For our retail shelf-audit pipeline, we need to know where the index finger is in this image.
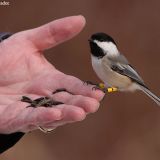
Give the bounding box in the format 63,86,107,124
53,75,105,101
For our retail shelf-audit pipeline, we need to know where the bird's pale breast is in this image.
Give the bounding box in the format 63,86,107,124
91,56,132,90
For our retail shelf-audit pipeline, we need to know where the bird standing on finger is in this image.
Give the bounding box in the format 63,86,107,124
88,32,160,106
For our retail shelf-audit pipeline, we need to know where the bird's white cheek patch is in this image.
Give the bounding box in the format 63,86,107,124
94,40,119,56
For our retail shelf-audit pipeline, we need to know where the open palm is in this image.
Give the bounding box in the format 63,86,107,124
0,16,104,134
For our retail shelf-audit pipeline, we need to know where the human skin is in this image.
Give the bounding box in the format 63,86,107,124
0,15,104,134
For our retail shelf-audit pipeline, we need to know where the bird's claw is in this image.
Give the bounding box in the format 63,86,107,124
92,83,106,93
84,81,118,93
84,81,97,86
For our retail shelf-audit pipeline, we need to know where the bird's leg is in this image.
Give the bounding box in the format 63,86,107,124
106,87,118,93
92,83,107,93
93,83,118,93
84,81,106,91
84,81,106,92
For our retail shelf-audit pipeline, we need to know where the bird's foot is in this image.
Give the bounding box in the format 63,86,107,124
92,83,106,93
84,81,97,86
106,87,118,93
84,80,119,93
92,83,118,93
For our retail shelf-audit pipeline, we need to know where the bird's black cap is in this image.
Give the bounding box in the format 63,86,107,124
90,32,116,45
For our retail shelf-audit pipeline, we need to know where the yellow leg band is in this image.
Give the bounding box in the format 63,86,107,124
98,83,105,89
97,83,118,93
107,87,118,93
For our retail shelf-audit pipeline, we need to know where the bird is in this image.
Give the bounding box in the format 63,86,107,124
88,32,160,106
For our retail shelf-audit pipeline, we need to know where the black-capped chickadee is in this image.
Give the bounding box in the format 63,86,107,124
88,32,160,106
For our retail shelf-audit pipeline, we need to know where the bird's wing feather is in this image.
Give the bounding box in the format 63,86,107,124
103,54,147,88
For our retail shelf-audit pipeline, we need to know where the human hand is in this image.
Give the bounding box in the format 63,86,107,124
0,15,104,134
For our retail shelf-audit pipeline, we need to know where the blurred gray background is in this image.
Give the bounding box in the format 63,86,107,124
0,0,160,160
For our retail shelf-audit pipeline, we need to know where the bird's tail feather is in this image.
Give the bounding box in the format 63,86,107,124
140,86,160,106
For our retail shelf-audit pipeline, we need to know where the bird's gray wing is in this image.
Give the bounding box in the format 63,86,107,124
108,53,129,64
107,54,147,87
